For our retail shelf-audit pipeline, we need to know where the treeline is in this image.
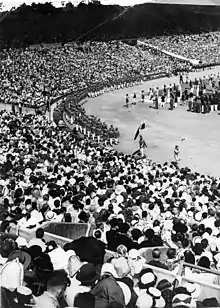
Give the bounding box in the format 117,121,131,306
1,1,220,48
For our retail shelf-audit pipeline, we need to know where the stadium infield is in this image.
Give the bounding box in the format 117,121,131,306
84,67,220,177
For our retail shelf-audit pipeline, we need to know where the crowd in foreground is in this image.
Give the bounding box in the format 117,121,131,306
1,109,220,308
144,31,220,65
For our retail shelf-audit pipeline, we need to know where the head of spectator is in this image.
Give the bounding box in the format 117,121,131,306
139,268,157,289
36,228,44,240
152,248,161,260
198,256,210,269
76,263,98,286
36,270,70,307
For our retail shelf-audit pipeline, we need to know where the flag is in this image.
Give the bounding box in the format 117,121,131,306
134,121,146,140
134,126,140,141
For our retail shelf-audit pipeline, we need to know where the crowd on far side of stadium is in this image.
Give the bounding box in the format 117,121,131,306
144,31,220,65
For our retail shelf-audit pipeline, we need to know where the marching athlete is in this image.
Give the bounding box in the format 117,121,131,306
133,93,137,105
174,145,180,162
125,93,129,108
141,90,145,103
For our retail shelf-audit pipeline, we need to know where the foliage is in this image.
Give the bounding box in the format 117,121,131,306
0,1,220,48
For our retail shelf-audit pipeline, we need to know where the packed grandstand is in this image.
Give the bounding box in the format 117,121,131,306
1,1,220,308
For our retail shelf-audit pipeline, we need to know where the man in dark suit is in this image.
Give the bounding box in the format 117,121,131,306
147,248,168,270
106,218,119,252
140,229,163,248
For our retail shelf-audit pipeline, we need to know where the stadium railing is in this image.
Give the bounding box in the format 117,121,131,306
143,262,220,302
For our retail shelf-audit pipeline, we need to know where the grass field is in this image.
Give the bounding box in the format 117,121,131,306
84,67,220,177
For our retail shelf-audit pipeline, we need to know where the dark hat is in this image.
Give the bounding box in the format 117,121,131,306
7,250,31,270
157,279,172,291
202,297,219,307
33,253,53,272
76,263,98,285
27,245,43,260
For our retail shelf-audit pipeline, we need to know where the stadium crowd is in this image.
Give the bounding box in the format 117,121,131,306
145,31,220,65
1,107,220,308
0,41,193,110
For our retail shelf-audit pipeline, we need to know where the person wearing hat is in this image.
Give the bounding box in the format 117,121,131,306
90,263,125,308
172,293,196,308
15,237,28,250
65,263,98,307
157,279,173,308
137,268,157,295
147,287,165,308
136,293,154,308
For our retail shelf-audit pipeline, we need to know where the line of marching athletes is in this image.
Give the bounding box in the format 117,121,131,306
124,83,182,110
123,78,220,112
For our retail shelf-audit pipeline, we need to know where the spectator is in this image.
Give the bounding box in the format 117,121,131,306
147,249,169,270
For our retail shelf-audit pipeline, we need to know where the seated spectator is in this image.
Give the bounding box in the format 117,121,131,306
147,248,169,270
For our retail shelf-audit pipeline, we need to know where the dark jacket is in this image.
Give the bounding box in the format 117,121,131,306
106,229,119,252
148,260,169,270
69,236,105,266
90,276,125,308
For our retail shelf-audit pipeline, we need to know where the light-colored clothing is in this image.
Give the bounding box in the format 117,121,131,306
36,291,59,308
0,258,23,291
48,247,69,270
64,277,91,307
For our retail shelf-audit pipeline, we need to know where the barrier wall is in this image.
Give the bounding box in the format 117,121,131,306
4,221,90,247
3,221,220,303
139,246,168,262
143,263,220,303
43,222,91,241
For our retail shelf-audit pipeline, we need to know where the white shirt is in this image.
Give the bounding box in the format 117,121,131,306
64,277,91,307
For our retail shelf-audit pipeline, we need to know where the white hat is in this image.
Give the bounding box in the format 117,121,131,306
101,263,118,278
155,296,166,308
24,168,32,176
187,211,194,218
140,272,155,285
116,195,124,204
165,211,172,219
172,294,194,308
17,286,32,296
148,287,161,299
16,237,28,248
185,282,201,299
193,236,201,246
117,214,125,222
129,249,140,260
136,293,153,308
117,281,131,305
28,238,46,252
194,212,202,222
45,211,57,221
